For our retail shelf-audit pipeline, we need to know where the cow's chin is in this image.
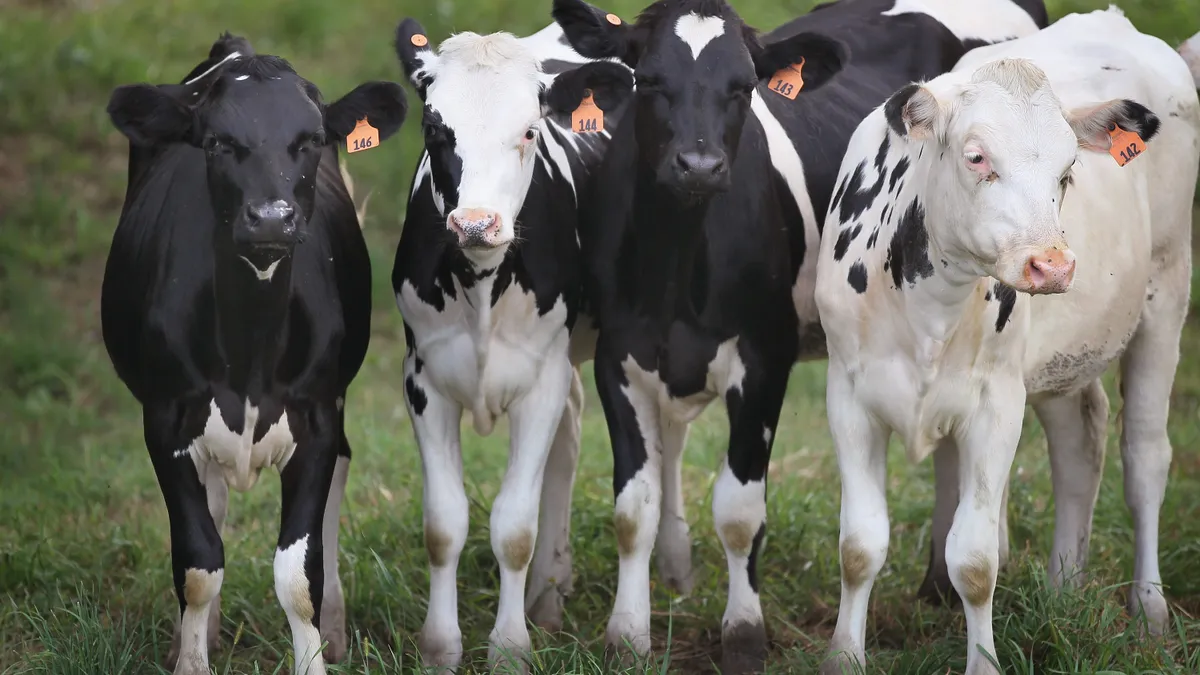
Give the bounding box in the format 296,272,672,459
459,240,510,269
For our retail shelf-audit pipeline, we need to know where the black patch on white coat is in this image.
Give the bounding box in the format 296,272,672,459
993,281,1016,332
405,375,428,415
886,199,933,289
746,523,767,593
847,261,868,293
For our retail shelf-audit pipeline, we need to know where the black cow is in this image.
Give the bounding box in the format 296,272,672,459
551,0,1046,671
102,33,406,675
389,17,633,671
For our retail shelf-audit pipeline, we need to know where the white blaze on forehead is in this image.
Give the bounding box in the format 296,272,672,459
674,13,727,61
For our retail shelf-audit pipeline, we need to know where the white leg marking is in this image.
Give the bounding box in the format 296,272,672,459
274,535,326,675
1033,380,1108,586
655,415,693,594
409,354,468,668
674,13,727,60
947,380,1025,675
175,568,224,675
712,457,766,629
320,455,349,662
488,355,573,670
822,369,889,675
526,366,584,631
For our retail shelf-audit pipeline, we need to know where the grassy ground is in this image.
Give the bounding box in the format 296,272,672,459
2,0,1200,673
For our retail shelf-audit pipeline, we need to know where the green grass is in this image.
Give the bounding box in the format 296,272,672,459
1,0,1199,673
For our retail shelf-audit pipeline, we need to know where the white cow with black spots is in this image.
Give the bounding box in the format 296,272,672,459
815,8,1199,675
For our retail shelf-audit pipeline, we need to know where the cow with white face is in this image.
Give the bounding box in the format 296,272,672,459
390,18,633,671
815,8,1199,675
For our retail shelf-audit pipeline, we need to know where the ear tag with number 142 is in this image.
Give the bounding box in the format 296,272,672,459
347,118,379,154
1108,124,1145,167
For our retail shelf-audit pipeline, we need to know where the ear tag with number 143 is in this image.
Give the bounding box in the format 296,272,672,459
769,58,805,100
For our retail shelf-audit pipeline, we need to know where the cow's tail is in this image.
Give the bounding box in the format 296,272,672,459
338,156,373,228
1179,31,1200,89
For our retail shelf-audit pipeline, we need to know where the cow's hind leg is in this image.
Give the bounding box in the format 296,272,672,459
145,406,225,675
488,356,572,672
1034,379,1108,587
821,370,890,675
526,366,584,632
1118,252,1189,635
275,404,339,675
714,360,789,675
318,411,352,663
656,415,693,594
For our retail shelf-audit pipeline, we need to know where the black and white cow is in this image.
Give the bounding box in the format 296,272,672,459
389,18,633,670
815,8,1199,674
102,34,406,675
551,0,1044,671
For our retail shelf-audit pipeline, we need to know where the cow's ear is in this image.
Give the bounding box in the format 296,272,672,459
395,18,438,99
1067,98,1161,153
884,82,942,140
107,84,195,147
325,81,409,144
751,31,846,92
542,61,634,116
552,0,637,66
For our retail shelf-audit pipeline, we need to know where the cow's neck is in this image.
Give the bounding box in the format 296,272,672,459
213,252,293,398
627,161,712,327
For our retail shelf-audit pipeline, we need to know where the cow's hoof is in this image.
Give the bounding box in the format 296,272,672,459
721,621,767,674
488,634,531,675
1128,583,1170,636
526,585,565,633
417,628,463,670
820,648,868,672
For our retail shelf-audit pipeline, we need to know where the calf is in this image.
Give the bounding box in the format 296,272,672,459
814,8,1198,674
390,18,632,670
103,34,406,675
551,0,1044,671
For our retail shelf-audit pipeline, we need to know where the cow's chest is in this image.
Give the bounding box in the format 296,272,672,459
177,397,298,492
620,329,746,424
397,276,570,413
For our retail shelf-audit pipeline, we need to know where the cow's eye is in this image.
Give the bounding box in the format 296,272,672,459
523,128,538,142
310,131,326,146
965,152,985,165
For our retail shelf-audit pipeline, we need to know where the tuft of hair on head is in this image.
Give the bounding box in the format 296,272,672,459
438,31,541,73
970,58,1051,99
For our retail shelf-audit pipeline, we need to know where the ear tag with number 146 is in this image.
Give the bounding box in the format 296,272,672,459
347,118,379,154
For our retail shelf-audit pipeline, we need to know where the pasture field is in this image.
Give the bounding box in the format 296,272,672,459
2,0,1200,672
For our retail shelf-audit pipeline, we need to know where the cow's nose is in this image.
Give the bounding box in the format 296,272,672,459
448,208,503,248
241,200,297,247
1024,248,1076,294
672,150,728,193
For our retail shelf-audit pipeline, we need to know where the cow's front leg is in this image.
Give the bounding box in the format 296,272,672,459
949,378,1025,675
714,359,789,675
526,365,584,632
405,350,468,669
821,368,890,675
275,403,339,675
488,355,572,671
318,408,352,663
596,346,661,660
145,405,225,675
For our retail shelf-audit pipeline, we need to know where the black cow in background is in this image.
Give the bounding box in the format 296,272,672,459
102,33,406,675
550,0,1046,672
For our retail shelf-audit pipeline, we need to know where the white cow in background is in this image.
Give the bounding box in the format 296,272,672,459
815,7,1200,675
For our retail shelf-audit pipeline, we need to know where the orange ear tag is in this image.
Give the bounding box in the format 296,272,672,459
1108,124,1145,167
768,58,805,100
606,13,622,25
411,34,429,47
572,89,603,134
346,118,379,153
